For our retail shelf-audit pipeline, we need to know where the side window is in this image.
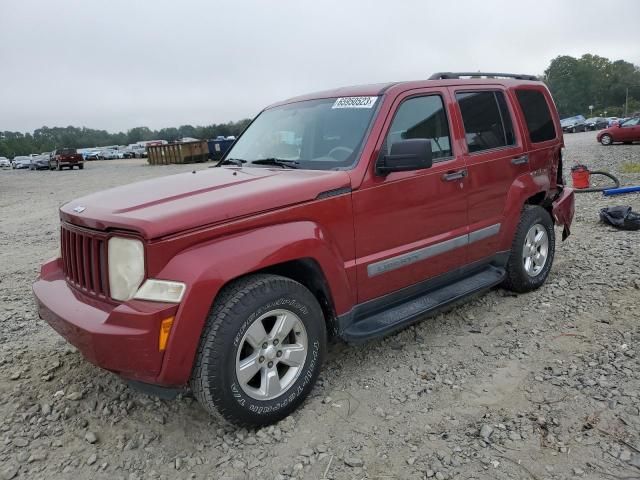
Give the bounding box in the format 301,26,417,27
515,89,557,142
455,91,516,153
386,95,452,160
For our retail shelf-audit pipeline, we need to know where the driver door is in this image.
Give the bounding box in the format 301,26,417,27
619,118,640,141
352,89,469,303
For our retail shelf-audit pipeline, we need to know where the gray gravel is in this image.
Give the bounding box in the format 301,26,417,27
1,132,639,479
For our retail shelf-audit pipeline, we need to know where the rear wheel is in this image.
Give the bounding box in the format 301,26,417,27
502,205,555,293
79,164,84,170
191,274,326,427
600,134,613,145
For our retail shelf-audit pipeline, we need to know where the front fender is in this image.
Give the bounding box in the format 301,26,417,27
153,221,354,386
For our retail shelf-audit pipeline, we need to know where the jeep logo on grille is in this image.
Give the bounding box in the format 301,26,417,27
73,206,86,213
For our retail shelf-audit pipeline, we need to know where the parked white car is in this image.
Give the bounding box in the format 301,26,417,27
99,149,118,160
0,157,11,169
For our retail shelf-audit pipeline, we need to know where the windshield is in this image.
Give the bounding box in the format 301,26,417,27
224,97,379,170
59,148,77,155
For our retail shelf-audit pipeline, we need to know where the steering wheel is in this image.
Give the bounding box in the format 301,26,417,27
327,146,354,161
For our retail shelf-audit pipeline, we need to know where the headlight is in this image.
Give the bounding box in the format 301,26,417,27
134,280,186,303
108,237,145,301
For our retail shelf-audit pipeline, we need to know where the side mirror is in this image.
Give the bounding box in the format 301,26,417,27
376,138,433,175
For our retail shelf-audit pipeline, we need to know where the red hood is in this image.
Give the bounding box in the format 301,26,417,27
60,167,352,239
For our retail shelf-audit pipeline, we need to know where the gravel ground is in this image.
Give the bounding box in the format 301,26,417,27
1,132,639,480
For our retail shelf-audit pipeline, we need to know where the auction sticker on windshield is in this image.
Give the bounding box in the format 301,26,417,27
332,96,378,109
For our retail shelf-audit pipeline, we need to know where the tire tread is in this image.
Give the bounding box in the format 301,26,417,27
191,274,324,427
502,205,555,293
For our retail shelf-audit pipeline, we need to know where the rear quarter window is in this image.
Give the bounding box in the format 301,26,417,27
59,148,77,155
515,90,556,143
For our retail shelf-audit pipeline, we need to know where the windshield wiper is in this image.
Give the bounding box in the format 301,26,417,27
251,158,299,169
217,158,247,167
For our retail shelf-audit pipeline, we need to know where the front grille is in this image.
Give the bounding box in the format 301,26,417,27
60,223,109,298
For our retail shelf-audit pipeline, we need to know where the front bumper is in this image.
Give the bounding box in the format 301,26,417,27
33,258,178,384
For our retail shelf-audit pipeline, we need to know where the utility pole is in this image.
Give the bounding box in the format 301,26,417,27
625,87,629,118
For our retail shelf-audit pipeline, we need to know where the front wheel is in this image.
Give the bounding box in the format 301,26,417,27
191,274,326,427
502,205,555,293
600,134,613,146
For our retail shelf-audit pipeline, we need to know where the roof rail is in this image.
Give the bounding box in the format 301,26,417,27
429,72,539,81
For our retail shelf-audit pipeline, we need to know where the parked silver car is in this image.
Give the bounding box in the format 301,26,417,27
30,155,50,170
12,156,32,169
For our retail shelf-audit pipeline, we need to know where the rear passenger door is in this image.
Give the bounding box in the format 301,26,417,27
450,88,527,264
513,87,562,185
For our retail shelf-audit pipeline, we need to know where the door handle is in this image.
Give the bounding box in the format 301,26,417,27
511,154,529,165
441,169,467,181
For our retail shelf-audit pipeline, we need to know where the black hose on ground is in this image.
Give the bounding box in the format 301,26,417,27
573,171,620,193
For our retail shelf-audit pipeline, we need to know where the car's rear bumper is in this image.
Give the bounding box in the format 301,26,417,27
552,187,575,240
33,258,178,384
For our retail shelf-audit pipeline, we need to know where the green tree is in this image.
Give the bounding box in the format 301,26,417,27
544,54,640,117
0,119,252,158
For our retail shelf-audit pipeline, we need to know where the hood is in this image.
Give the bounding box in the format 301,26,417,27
60,166,352,239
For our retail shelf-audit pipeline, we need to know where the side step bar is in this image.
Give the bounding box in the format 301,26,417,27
341,266,505,343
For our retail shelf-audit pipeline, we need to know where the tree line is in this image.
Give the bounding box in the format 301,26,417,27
2,54,639,158
544,54,640,118
0,120,251,158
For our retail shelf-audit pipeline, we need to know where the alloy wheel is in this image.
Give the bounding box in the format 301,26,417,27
522,223,549,277
235,309,308,400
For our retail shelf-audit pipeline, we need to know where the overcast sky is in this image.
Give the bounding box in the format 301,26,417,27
1,0,639,133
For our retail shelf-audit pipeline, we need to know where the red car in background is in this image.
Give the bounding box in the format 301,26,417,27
598,117,640,145
49,148,85,170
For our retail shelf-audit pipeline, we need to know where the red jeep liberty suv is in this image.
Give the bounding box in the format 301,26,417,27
33,72,575,426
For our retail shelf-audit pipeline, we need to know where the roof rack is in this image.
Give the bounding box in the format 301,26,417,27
429,72,539,81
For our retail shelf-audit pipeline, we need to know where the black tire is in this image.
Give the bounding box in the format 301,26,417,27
79,164,84,170
502,205,555,293
191,274,326,427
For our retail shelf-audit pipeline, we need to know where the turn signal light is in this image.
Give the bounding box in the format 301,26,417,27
159,317,174,351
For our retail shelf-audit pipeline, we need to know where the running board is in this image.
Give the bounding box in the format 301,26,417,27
341,266,505,343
